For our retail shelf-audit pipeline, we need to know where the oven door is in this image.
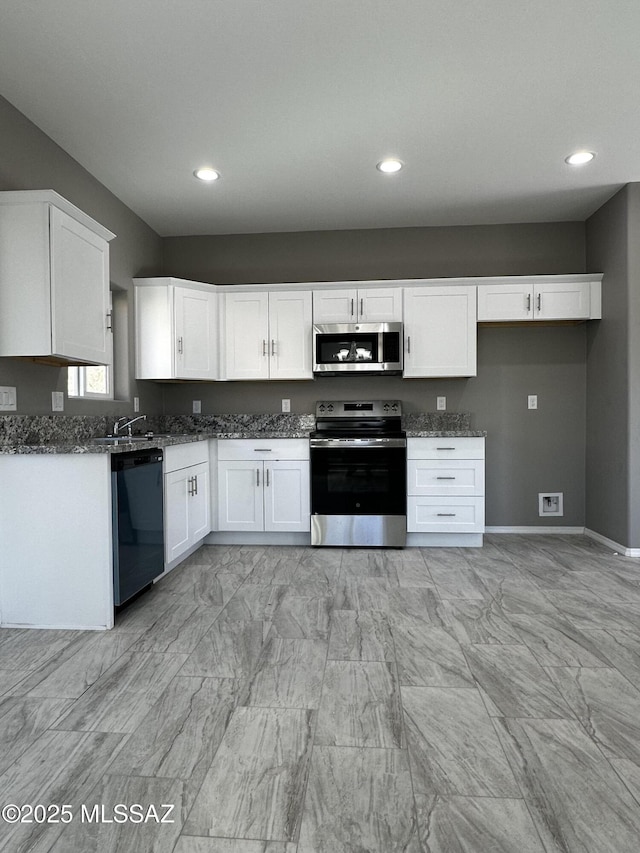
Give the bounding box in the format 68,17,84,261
310,439,407,546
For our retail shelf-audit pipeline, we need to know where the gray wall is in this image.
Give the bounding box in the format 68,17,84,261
586,183,640,547
0,94,164,416
162,223,585,284
162,226,588,528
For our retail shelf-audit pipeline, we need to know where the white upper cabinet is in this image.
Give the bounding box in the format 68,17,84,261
313,286,402,323
477,278,599,322
223,289,312,380
403,285,477,378
0,190,115,364
134,277,219,380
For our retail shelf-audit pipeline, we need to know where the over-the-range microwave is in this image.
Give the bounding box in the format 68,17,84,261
312,322,403,376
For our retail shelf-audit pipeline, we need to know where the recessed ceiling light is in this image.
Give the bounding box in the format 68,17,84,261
194,167,220,182
376,159,403,174
565,151,595,166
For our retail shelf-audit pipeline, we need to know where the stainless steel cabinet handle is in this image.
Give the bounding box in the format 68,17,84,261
271,339,276,356
360,297,363,317
177,336,183,354
350,298,355,317
188,475,195,496
437,513,456,517
193,474,198,495
407,335,411,354
526,294,531,312
537,293,541,311
256,468,260,487
106,311,113,331
262,339,267,356
266,468,270,487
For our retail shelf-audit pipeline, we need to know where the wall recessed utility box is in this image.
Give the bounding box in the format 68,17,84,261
539,492,563,517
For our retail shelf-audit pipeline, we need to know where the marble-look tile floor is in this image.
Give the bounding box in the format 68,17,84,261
2,535,640,851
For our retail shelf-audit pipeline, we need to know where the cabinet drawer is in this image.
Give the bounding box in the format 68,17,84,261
407,497,485,533
407,459,484,497
163,440,209,473
407,437,484,460
218,438,310,461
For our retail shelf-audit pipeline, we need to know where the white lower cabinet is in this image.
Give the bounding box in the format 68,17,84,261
407,437,485,534
164,442,211,566
217,439,310,533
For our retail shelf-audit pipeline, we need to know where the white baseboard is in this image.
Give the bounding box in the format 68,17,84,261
584,528,640,558
486,526,585,535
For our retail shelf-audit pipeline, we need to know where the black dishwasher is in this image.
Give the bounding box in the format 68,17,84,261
112,449,164,606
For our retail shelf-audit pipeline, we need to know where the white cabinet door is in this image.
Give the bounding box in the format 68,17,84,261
50,206,111,365
189,461,211,541
264,460,310,532
313,287,402,323
165,461,211,564
358,288,403,322
313,288,357,323
174,286,218,379
408,497,485,533
477,282,533,322
217,460,264,531
403,286,477,377
268,291,313,379
223,291,270,380
165,468,192,563
534,281,591,320
478,280,592,322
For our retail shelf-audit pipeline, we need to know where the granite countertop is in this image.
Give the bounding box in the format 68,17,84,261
0,412,485,454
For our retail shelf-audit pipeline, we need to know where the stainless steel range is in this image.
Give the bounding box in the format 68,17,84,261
310,400,407,547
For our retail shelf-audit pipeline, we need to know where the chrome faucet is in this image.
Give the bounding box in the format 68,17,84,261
113,414,147,436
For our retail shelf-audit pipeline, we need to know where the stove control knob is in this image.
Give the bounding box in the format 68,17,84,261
383,403,389,411
327,404,334,412
318,404,325,412
391,402,398,411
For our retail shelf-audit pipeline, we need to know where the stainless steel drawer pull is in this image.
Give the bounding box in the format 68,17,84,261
437,447,456,450
350,298,355,317
254,448,273,451
437,513,456,517
360,297,363,316
266,468,270,487
436,476,456,480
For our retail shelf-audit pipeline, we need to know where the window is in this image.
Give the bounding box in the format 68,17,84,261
67,293,114,400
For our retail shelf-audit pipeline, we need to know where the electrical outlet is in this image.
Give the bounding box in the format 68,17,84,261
192,400,202,414
528,395,538,409
282,398,291,413
436,396,446,411
133,396,140,413
51,391,64,412
0,386,17,411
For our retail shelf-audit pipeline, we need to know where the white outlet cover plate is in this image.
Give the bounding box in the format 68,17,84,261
528,395,538,409
192,400,202,414
51,391,64,412
436,396,446,411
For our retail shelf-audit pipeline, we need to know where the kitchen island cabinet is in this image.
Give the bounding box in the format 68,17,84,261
0,453,114,629
0,190,115,365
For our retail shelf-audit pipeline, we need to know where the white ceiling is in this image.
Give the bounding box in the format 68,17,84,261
1,0,639,237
